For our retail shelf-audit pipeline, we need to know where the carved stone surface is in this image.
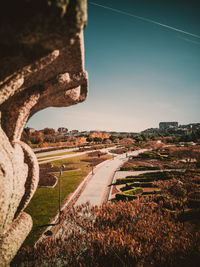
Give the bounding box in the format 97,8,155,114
0,0,88,265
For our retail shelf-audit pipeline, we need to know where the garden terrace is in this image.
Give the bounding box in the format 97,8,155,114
178,207,200,221
120,165,160,171
152,170,200,224
39,163,77,187
114,169,192,205
126,181,155,188
115,171,183,185
38,173,57,187
133,150,172,160
77,147,97,152
87,151,107,157
188,191,200,208
116,187,161,200
127,170,184,178
110,148,128,154
120,157,187,171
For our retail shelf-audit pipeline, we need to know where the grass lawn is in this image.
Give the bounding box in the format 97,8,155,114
23,154,111,247
37,150,76,159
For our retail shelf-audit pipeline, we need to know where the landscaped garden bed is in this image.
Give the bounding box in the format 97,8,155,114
188,191,200,208
23,153,112,247
120,155,187,171
81,157,106,166
115,171,183,185
126,181,154,188
38,173,57,187
110,148,128,154
116,187,161,200
120,165,159,171
39,163,77,187
135,149,172,160
115,169,200,223
87,150,107,157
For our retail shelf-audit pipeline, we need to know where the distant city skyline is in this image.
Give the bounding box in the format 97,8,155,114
27,120,200,134
27,0,200,132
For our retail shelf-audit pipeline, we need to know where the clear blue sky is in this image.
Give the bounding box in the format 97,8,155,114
27,0,200,132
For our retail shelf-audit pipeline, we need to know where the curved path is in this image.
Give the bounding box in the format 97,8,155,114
74,149,146,206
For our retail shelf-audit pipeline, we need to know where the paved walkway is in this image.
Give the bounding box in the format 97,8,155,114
75,149,146,206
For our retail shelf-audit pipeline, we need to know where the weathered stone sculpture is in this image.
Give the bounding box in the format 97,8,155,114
0,1,88,265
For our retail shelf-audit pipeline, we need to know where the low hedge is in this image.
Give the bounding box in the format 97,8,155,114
126,182,154,188
116,187,160,200
38,173,57,187
120,166,160,171
137,151,165,160
116,177,157,184
115,187,143,200
188,192,200,208
116,193,138,201
116,177,155,184
116,190,159,201
188,191,200,199
142,189,161,195
192,179,200,185
188,199,200,208
164,208,200,222
187,170,200,175
116,174,171,184
126,171,183,179
178,208,200,221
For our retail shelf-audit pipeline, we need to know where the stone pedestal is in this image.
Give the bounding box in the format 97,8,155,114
0,0,88,265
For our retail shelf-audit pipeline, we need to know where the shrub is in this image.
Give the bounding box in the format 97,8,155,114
136,150,166,160
116,174,172,185
116,188,161,201
38,173,57,187
12,201,200,267
178,208,200,221
87,151,107,157
142,189,161,195
116,177,155,184
126,182,154,188
188,191,200,208
116,187,143,200
110,148,128,154
120,165,159,171
39,163,76,187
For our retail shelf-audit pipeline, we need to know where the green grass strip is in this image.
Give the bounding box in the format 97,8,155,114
23,154,111,246
37,151,75,159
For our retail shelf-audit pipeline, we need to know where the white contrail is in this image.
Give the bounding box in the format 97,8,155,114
90,2,200,39
178,36,200,45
